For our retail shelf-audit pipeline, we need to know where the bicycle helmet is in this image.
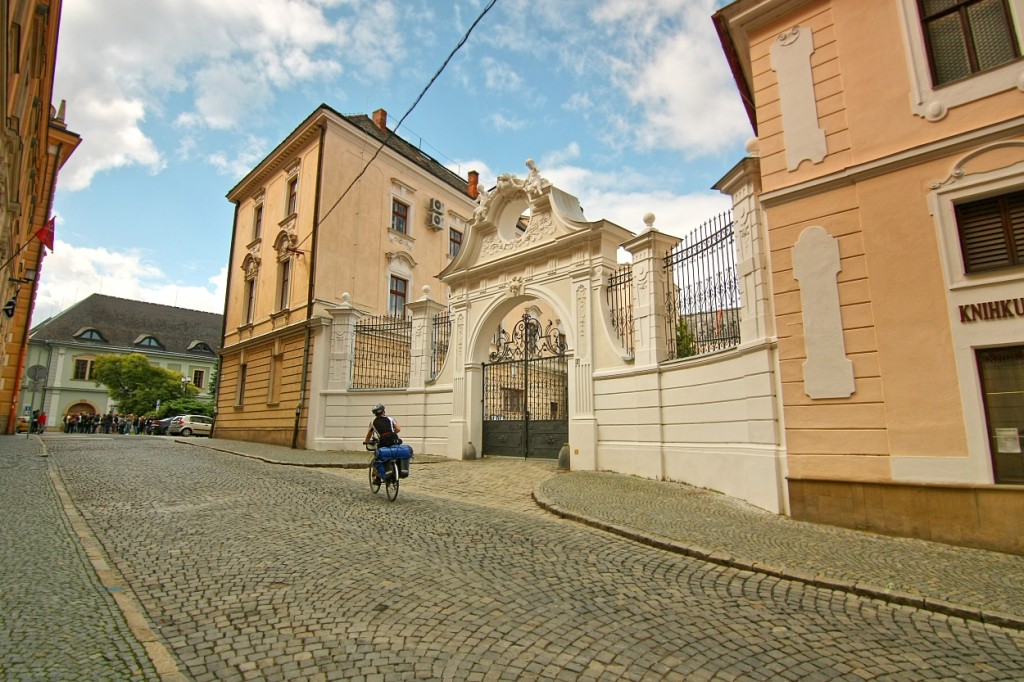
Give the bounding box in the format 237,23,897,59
372,403,385,415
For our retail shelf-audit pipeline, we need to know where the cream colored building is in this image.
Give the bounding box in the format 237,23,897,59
27,294,221,422
217,105,478,447
715,0,1024,552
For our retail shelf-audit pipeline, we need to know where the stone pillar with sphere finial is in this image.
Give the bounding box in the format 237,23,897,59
620,213,682,367
406,285,447,389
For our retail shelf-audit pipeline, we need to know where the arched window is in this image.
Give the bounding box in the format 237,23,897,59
74,327,105,341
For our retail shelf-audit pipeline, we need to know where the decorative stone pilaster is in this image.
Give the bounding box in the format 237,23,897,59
621,216,681,367
715,154,774,345
325,293,363,390
405,286,446,389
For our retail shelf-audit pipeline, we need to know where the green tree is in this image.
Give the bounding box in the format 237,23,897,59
157,397,214,419
675,317,697,359
91,353,198,415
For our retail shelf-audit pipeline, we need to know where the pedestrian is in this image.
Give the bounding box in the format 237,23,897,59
364,403,401,446
35,411,47,433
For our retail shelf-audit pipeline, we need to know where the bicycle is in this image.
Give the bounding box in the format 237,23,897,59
365,438,412,501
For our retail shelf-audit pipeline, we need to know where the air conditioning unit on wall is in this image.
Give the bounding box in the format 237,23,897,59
429,197,445,214
427,212,444,229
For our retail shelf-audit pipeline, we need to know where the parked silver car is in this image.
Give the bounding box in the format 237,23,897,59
167,414,213,437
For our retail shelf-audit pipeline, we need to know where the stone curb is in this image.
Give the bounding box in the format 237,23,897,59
531,489,1024,632
41,438,188,682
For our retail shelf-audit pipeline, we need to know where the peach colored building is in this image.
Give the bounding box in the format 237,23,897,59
715,0,1024,552
2,0,80,433
217,105,477,447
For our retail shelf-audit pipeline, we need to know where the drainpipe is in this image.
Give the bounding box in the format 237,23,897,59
211,200,240,438
292,122,326,449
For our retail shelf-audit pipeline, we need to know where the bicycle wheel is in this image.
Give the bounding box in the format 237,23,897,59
385,460,400,500
369,459,381,494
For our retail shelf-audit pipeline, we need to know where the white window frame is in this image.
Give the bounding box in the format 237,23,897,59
896,0,1024,121
253,201,264,241
928,142,1024,290
391,197,410,234
285,169,299,217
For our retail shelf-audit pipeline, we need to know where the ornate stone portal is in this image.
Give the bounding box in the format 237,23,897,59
437,160,634,463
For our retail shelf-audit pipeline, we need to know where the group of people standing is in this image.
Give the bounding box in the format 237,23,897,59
62,413,153,435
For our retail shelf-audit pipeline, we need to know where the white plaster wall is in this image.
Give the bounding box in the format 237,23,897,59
592,344,786,514
318,387,453,455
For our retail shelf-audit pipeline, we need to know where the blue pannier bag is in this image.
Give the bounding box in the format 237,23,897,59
378,444,413,478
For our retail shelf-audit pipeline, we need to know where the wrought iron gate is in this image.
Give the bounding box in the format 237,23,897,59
482,312,568,459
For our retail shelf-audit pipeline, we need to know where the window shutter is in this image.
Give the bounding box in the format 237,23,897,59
1010,192,1024,262
956,189,1024,273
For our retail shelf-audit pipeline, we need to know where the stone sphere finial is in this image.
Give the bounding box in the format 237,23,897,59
744,137,760,156
341,292,351,304
422,285,431,300
643,212,656,230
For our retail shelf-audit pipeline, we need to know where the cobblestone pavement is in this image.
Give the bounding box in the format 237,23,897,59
0,436,158,681
22,434,1024,680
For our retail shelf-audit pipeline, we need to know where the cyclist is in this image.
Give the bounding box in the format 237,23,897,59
364,403,401,447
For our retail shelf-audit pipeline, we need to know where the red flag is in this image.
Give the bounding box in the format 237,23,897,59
35,218,55,251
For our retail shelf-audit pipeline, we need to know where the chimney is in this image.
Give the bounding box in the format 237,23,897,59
372,108,388,134
467,170,479,199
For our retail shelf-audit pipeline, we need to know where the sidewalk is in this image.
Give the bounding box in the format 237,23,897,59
191,437,1024,631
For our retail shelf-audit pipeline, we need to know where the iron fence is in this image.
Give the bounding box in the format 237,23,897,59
351,314,411,389
607,264,634,356
431,308,451,379
664,211,741,360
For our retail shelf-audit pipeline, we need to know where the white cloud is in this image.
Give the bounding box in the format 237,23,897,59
536,159,732,239
53,0,400,190
482,57,524,93
590,0,750,157
207,136,271,182
490,113,525,132
33,241,226,323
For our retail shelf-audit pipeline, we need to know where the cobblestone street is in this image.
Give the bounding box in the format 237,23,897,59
4,435,1024,680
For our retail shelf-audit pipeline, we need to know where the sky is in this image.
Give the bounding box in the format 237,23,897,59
38,0,751,323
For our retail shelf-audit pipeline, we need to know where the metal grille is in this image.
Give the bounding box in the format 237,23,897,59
482,313,568,459
607,264,634,356
431,308,451,379
663,211,741,360
351,315,411,389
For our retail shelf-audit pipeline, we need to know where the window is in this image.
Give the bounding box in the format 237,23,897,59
75,328,104,341
449,228,463,257
236,363,247,406
898,0,1023,119
9,24,20,75
189,341,213,353
243,279,256,325
73,358,93,381
977,345,1024,483
193,369,205,389
286,176,298,215
389,275,408,316
268,353,283,405
501,387,524,415
253,203,264,240
391,199,409,234
277,258,291,311
955,188,1024,273
138,336,162,348
919,0,1020,86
